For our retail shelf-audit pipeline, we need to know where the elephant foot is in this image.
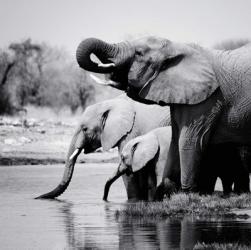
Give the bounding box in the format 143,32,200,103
233,189,250,195
154,178,178,201
199,190,213,196
233,184,250,194
220,192,232,198
181,183,199,193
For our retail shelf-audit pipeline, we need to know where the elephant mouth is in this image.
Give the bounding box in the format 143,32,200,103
107,61,133,89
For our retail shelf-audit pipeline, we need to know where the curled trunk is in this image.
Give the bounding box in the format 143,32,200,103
76,38,119,73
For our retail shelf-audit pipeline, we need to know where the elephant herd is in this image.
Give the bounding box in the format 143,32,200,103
37,35,251,201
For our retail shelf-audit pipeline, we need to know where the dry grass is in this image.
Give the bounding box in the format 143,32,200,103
116,192,251,218
194,242,251,250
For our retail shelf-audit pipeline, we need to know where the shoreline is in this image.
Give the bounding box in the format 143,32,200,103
0,114,119,166
0,152,119,166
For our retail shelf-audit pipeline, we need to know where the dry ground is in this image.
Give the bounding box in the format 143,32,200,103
0,106,118,165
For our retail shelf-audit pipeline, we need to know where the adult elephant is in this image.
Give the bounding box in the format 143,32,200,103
76,36,251,198
36,95,170,200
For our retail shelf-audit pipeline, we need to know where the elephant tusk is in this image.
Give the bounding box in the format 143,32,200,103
90,74,107,84
90,74,118,87
95,147,103,152
69,148,81,160
98,62,115,68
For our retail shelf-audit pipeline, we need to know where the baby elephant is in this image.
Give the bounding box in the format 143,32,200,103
103,127,172,201
103,129,250,201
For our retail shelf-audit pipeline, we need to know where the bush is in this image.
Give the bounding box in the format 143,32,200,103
0,39,98,114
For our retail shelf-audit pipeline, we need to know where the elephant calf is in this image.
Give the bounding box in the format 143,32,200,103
103,127,172,201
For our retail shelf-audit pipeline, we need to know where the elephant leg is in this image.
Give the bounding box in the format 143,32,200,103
221,177,233,195
177,101,223,192
122,175,141,201
208,143,250,195
233,146,250,193
179,146,201,192
155,121,180,200
147,174,156,202
136,169,149,201
197,169,217,195
234,173,250,193
178,126,206,192
216,144,250,194
233,152,250,194
197,146,218,194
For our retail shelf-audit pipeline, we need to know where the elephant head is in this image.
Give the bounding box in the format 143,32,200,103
36,97,136,199
103,131,160,201
76,37,219,105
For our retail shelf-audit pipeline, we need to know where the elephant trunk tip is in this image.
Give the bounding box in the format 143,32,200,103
34,195,54,200
34,192,58,199
34,183,68,200
103,180,111,201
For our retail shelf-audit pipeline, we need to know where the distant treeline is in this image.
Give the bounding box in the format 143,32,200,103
0,39,120,115
0,38,249,115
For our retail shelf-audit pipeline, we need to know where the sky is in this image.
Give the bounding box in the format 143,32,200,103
1,0,251,56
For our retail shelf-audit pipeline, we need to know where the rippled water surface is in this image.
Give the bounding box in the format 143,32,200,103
1,164,251,249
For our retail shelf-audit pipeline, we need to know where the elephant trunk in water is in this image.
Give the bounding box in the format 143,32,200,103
35,129,85,199
103,162,130,201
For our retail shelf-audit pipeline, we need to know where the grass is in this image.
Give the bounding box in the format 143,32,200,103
116,192,251,219
194,242,251,250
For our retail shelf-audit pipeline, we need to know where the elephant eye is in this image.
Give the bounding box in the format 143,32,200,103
82,126,88,132
131,143,138,155
121,154,125,162
135,49,143,57
101,110,109,130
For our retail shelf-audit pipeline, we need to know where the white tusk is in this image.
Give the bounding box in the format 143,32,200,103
95,147,103,152
69,148,81,160
90,74,108,85
108,80,117,85
98,62,115,68
90,74,118,87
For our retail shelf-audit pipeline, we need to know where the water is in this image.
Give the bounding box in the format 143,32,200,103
1,164,251,249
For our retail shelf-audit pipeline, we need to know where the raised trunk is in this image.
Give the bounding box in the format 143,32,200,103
76,38,119,73
35,129,84,199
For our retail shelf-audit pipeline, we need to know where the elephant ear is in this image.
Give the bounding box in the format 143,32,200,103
101,99,135,151
139,43,219,105
131,133,159,172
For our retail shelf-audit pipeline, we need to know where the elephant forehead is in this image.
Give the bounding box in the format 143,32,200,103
121,140,137,160
81,97,133,125
134,36,170,48
123,133,152,153
121,142,134,157
82,104,103,120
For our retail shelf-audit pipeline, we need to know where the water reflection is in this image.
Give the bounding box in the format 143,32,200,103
55,199,251,249
1,165,251,249
56,200,119,249
115,216,251,249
